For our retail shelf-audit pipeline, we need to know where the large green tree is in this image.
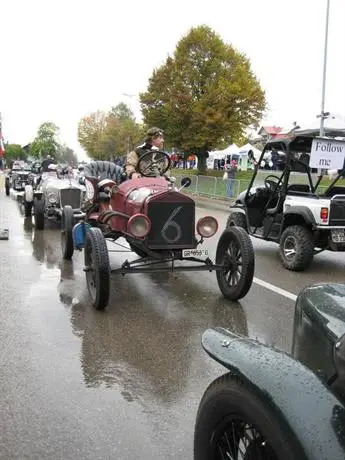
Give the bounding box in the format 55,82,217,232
78,110,107,160
30,122,60,158
140,25,266,172
3,144,27,165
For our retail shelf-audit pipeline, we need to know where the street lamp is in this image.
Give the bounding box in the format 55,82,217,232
318,0,330,137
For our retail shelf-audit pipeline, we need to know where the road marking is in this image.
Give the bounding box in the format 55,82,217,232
253,277,297,302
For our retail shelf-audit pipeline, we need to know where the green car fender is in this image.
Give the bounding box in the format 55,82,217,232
202,327,345,460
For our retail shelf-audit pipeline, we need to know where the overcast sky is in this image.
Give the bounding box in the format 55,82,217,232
2,0,345,158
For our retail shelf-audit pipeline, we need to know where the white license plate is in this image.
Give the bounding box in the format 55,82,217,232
331,230,345,243
182,248,209,258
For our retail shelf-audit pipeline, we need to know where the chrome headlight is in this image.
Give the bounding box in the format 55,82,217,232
47,192,58,204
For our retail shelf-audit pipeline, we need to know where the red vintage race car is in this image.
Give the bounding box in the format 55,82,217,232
61,151,254,310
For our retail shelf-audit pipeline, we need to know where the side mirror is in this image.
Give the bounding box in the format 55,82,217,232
181,177,192,188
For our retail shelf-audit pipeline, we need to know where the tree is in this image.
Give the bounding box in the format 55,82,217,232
78,110,107,160
140,25,266,172
3,144,27,164
57,145,79,165
78,104,144,160
30,122,60,158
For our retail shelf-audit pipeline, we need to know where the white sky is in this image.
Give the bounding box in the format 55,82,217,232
1,0,345,159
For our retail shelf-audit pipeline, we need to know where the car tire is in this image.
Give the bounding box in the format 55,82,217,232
226,211,247,231
216,226,254,300
279,225,314,271
84,227,110,310
24,200,33,218
5,178,10,196
61,205,74,260
34,198,45,230
194,373,304,460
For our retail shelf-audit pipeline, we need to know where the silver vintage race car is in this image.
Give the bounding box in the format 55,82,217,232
26,163,86,230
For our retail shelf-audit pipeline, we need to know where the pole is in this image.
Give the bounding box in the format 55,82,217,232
319,0,330,137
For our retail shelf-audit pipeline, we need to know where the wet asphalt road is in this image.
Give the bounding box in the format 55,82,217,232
1,184,345,460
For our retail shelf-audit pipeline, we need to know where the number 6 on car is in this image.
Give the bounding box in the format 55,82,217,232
62,152,255,311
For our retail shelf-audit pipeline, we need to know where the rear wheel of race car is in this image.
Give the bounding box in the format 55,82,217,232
33,198,45,230
61,205,74,260
226,211,247,231
279,225,314,271
5,178,10,196
194,373,304,460
84,227,110,310
216,226,254,300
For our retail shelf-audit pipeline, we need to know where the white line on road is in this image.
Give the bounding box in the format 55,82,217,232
253,277,297,302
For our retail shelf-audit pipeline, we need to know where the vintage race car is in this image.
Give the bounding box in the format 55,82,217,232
30,164,86,229
5,161,36,196
61,152,255,310
194,282,345,460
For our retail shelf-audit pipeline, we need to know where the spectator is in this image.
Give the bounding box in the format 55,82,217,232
224,160,238,198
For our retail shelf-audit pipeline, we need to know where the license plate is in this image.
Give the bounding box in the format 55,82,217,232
182,248,209,258
331,229,345,243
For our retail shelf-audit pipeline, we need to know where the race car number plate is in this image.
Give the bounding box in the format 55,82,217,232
331,229,345,243
182,249,209,258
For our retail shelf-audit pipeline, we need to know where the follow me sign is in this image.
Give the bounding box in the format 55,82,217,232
309,139,345,170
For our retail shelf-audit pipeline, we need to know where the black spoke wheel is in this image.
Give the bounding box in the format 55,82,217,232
33,198,45,230
61,205,74,260
84,227,110,310
194,373,304,460
216,226,254,300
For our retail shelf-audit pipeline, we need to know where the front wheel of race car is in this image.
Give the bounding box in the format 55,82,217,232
216,226,254,300
279,225,314,271
61,205,74,260
33,198,45,230
84,227,110,310
194,373,303,460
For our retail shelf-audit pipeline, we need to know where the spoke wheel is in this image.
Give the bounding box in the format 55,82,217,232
216,226,254,300
194,373,304,460
84,227,110,310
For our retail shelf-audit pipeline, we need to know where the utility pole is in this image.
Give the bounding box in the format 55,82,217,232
318,0,330,137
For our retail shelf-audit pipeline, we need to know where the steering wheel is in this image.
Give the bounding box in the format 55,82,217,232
264,174,281,191
137,150,171,177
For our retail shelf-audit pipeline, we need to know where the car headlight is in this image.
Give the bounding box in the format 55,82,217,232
127,214,151,238
196,216,218,238
47,192,58,204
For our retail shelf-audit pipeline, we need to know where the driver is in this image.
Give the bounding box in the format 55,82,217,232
125,127,165,179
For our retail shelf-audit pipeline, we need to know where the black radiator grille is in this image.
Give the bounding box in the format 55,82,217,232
147,201,195,248
329,199,345,226
60,188,81,210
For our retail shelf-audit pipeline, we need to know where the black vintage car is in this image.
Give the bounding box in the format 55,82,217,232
5,161,36,195
194,282,345,459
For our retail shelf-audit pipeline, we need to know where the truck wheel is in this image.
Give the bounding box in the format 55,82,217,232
84,227,110,310
226,211,247,231
34,198,45,230
194,373,304,460
61,205,74,260
216,226,254,300
279,225,314,271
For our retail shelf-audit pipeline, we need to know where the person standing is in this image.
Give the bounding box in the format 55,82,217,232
225,160,238,198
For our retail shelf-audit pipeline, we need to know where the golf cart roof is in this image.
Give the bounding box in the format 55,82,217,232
263,135,318,154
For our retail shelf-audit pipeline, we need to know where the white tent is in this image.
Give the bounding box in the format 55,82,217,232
238,143,262,159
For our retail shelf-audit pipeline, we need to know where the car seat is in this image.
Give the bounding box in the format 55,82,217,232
84,161,124,184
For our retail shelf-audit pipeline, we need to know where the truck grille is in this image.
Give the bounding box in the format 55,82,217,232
147,201,195,249
329,198,345,226
60,188,81,210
